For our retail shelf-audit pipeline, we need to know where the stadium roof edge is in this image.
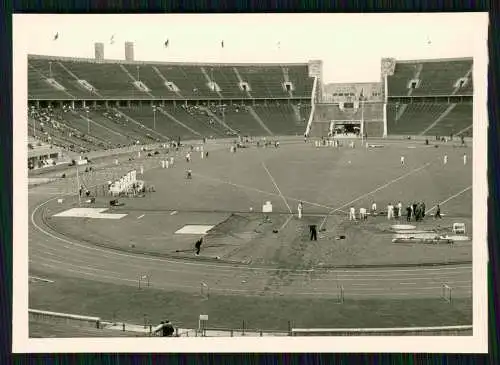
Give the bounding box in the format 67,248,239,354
393,57,473,64
27,54,311,67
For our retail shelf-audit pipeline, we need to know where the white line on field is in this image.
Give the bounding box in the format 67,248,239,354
29,275,54,283
170,211,178,215
425,186,472,214
137,214,145,219
319,161,433,230
261,162,293,214
192,172,335,212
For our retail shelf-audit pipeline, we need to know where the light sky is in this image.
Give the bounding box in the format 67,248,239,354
16,13,485,83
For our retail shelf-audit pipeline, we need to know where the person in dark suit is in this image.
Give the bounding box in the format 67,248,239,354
309,225,317,241
434,204,442,219
195,237,203,255
406,205,412,222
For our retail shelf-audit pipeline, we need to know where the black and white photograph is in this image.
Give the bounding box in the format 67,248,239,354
12,13,488,353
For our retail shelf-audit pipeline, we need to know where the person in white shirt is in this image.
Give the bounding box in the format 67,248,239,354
400,156,405,166
140,165,144,175
397,201,403,219
297,202,303,219
463,153,467,165
359,207,367,220
165,159,170,169
186,152,191,162
387,203,394,220
443,155,448,164
371,202,377,215
349,207,356,221
161,160,165,169
170,156,174,166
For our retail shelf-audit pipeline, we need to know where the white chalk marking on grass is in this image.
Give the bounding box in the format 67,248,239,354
170,211,178,216
279,215,294,231
319,161,433,230
425,186,472,214
399,282,417,285
193,172,336,212
29,275,54,283
137,214,145,219
261,162,292,214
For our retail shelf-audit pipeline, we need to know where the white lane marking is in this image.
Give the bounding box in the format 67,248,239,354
261,162,293,214
319,161,433,230
137,214,145,219
28,275,54,283
425,186,472,214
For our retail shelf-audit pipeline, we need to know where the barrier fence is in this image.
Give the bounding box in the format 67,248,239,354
29,309,472,337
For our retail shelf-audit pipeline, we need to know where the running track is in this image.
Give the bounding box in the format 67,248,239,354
28,151,472,301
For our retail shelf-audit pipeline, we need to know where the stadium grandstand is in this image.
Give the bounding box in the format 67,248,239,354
28,48,472,165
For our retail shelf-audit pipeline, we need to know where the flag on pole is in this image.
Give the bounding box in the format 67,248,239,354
221,40,224,48
110,35,115,44
164,39,169,48
53,32,59,41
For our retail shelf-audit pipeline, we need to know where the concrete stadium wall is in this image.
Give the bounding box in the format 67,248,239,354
29,309,101,329
291,325,472,336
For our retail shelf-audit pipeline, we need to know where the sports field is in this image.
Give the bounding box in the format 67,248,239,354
29,137,473,334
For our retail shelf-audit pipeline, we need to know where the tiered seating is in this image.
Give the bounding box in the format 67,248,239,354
120,64,181,99
288,66,314,97
253,104,301,135
221,105,268,136
386,103,450,135
28,66,69,99
28,56,315,100
58,109,132,147
29,59,92,99
236,66,286,98
123,105,200,140
387,59,473,97
210,67,247,99
64,62,148,99
412,60,472,96
163,103,232,137
28,107,105,152
386,63,419,96
153,65,218,99
425,103,473,136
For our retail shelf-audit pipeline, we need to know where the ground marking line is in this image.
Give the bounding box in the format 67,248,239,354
137,214,145,219
193,172,336,212
319,161,433,230
31,241,472,282
261,162,292,213
28,275,54,283
36,260,466,297
425,186,472,214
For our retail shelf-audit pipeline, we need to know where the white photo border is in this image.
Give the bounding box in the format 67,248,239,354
12,12,489,353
